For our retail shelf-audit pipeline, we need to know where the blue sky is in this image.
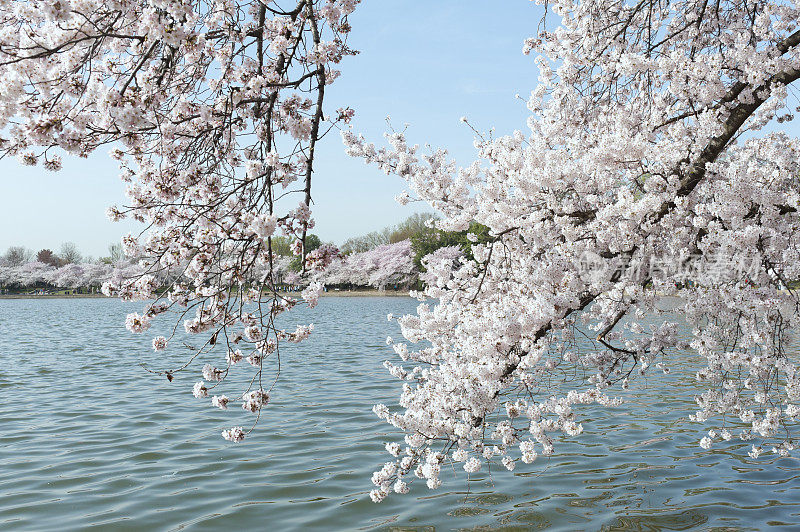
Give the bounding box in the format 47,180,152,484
0,1,546,258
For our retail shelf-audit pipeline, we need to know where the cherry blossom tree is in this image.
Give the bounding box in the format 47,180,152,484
314,239,417,288
47,262,85,288
0,0,359,440
0,259,142,290
359,239,416,288
345,0,800,501
1,261,51,287
417,245,462,290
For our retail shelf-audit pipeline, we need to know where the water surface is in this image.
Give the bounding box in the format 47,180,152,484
1,297,799,530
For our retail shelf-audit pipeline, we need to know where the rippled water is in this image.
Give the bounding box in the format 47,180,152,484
1,296,799,531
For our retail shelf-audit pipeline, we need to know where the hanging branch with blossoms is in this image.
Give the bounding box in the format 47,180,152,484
0,0,358,441
345,0,800,501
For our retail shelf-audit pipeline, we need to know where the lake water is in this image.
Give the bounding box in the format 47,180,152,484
1,296,799,530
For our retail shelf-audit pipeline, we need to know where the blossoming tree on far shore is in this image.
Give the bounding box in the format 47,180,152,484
312,239,417,289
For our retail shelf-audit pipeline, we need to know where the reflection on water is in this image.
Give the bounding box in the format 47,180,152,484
1,296,799,530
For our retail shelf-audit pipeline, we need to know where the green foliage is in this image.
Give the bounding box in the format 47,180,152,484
304,234,322,252
270,236,294,256
289,234,323,271
410,222,493,270
336,212,492,272
340,213,438,255
389,212,438,243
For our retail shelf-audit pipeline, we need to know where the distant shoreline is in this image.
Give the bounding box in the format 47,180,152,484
0,293,108,299
0,289,413,300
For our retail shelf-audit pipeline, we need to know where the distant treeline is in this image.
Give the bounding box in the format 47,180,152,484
1,213,490,292
1,241,124,268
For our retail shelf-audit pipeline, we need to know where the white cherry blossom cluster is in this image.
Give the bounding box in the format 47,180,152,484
346,0,800,500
